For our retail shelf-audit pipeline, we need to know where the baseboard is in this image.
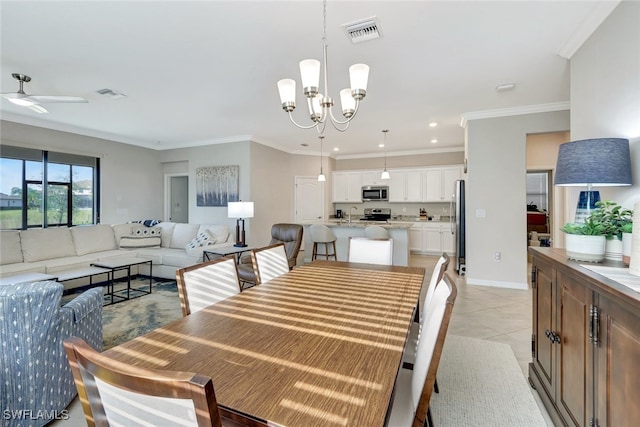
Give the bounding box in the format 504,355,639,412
465,278,529,290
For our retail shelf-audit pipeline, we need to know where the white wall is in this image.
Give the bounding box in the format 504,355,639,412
569,0,640,213
465,111,570,289
0,120,163,224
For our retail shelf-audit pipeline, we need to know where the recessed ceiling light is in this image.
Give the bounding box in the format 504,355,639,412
378,143,384,148
429,122,438,128
333,147,339,151
430,139,438,144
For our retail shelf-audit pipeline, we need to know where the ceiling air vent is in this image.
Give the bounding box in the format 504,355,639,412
96,88,127,99
342,17,382,44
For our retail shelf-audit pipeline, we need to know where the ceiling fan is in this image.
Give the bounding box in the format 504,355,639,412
1,73,87,114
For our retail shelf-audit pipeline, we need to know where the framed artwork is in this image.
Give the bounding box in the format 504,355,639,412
196,165,239,207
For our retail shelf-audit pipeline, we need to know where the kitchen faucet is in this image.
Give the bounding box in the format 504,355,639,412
348,206,357,224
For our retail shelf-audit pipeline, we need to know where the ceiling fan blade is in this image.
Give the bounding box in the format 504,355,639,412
27,95,87,103
28,104,49,114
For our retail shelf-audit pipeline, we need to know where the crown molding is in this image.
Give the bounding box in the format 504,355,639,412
335,146,464,160
459,101,570,128
556,0,620,59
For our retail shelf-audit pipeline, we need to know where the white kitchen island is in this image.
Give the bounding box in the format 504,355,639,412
301,221,413,266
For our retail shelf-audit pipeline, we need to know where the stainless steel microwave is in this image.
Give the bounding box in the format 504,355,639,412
362,186,389,202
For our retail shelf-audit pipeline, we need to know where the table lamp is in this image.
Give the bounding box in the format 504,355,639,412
228,201,254,247
554,138,632,223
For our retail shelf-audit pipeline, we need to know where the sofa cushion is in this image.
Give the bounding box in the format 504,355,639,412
112,223,133,243
71,224,118,256
169,223,200,249
198,224,230,244
155,222,176,248
119,235,162,248
0,231,23,265
184,230,217,257
21,227,76,262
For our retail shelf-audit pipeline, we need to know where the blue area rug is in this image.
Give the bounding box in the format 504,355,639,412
101,280,182,349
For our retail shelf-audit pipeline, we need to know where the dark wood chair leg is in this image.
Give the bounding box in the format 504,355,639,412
434,378,439,393
426,407,434,427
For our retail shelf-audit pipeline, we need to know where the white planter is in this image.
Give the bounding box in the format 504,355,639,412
604,237,623,262
565,234,606,262
622,232,632,266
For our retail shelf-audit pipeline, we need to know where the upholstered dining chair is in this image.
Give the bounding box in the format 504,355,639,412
310,224,337,260
347,237,394,265
176,256,242,316
251,243,290,285
64,336,224,427
404,253,450,367
388,274,457,427
237,223,303,287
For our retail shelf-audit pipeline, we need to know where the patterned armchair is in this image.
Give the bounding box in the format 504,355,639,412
0,281,103,427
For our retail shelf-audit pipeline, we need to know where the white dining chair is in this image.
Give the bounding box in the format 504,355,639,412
404,253,450,367
388,274,457,427
347,237,393,265
176,256,242,316
251,243,290,285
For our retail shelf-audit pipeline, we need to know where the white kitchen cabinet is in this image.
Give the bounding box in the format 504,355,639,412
388,169,423,202
411,222,456,255
424,166,462,202
332,172,362,203
361,171,387,187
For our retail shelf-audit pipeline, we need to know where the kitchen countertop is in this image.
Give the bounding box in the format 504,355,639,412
321,220,413,228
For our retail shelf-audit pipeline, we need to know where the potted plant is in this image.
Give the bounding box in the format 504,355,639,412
561,218,606,262
588,200,633,261
622,222,633,266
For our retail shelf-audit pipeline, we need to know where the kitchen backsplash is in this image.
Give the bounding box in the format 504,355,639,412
333,202,451,219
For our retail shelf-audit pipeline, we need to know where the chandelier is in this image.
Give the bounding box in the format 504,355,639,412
277,0,370,134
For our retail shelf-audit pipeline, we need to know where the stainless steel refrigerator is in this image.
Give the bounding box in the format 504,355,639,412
450,179,466,275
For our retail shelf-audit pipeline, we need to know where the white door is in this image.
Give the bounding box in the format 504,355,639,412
295,176,324,223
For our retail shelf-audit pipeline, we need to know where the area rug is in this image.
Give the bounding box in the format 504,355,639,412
102,279,182,349
430,335,547,427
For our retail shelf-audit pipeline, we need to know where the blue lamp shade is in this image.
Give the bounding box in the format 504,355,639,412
554,138,632,187
554,138,632,223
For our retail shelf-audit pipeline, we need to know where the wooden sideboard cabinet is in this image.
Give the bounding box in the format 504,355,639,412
529,247,640,427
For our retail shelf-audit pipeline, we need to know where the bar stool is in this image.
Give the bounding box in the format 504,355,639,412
365,225,389,239
310,224,337,261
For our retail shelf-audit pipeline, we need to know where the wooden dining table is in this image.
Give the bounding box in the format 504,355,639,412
103,260,425,426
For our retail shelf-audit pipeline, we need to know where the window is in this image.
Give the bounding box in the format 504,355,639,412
0,146,100,230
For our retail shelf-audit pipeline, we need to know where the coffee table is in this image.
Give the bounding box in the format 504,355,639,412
203,245,255,263
91,257,152,304
0,272,58,286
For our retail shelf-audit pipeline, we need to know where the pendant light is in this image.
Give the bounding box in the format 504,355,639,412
318,135,326,182
380,129,390,180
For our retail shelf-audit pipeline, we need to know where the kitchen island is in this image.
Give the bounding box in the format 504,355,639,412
301,221,413,266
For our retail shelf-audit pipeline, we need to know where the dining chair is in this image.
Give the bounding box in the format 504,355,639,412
63,336,224,427
388,274,457,427
404,253,450,366
251,243,290,285
347,237,394,265
176,256,242,316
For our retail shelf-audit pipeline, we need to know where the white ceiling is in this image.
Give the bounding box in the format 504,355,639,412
0,1,618,158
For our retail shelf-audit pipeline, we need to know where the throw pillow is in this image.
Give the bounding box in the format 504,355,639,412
131,224,162,237
119,235,162,249
184,230,217,257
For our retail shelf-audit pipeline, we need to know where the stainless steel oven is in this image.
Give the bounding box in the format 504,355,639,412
361,186,389,202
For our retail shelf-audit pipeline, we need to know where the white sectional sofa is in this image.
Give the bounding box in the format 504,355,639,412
0,222,232,288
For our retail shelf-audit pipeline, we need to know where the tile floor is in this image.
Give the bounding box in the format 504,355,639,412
55,253,554,426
